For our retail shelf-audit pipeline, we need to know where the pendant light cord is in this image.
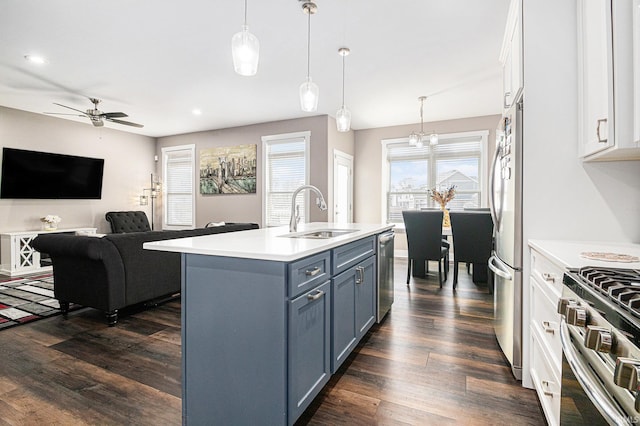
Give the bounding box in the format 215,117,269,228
341,54,346,107
419,98,424,133
306,10,311,79
243,0,248,26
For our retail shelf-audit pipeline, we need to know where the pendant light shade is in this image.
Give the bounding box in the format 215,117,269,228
232,0,259,76
300,1,318,112
430,132,439,145
300,77,319,112
336,47,351,132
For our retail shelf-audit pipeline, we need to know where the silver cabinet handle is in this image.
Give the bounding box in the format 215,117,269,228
596,118,608,143
306,289,325,301
355,266,364,284
305,266,321,277
503,91,512,109
542,321,556,334
541,272,556,283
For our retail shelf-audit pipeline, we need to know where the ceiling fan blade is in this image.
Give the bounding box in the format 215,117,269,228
106,118,144,128
53,102,88,115
44,112,86,117
101,112,128,119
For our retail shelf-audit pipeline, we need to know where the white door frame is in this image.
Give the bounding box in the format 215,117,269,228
333,149,353,223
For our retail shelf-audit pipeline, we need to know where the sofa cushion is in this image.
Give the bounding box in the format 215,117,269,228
105,211,151,233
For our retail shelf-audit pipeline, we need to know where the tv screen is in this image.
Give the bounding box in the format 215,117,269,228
0,148,104,199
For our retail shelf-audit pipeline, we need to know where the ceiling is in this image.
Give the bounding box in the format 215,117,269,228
0,0,511,138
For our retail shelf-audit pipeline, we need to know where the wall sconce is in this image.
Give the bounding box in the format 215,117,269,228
139,174,162,229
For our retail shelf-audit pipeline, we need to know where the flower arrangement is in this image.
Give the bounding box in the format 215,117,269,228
41,215,62,230
429,185,456,207
429,185,456,227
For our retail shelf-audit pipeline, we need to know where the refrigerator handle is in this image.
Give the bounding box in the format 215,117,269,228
488,143,502,230
489,254,513,280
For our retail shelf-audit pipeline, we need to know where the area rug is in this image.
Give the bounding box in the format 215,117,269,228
0,273,76,330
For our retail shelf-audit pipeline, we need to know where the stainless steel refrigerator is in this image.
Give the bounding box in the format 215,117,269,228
488,93,523,380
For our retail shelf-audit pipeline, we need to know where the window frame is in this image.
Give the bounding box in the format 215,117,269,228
381,130,489,225
162,144,196,230
261,131,311,228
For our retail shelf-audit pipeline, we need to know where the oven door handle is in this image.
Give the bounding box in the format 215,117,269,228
560,319,630,426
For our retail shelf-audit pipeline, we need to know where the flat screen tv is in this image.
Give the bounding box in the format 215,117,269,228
0,148,105,199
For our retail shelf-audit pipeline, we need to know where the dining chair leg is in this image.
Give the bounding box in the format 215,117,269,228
453,262,459,288
406,259,411,285
438,260,443,288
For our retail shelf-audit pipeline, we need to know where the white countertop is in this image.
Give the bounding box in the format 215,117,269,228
529,239,640,270
144,222,394,262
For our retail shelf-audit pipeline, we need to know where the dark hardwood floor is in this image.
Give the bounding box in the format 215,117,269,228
0,259,544,425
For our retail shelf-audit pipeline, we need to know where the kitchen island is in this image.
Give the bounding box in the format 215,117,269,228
144,222,394,425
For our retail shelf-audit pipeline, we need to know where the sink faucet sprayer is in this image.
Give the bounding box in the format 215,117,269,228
289,185,327,233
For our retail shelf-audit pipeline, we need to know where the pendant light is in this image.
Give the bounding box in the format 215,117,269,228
299,1,319,112
408,96,428,148
430,132,439,146
231,0,260,76
336,47,351,132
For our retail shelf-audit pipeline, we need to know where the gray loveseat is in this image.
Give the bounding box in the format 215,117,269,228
32,223,259,325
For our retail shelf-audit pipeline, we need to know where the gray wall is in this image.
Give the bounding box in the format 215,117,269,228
0,106,156,234
156,115,335,228
354,114,502,250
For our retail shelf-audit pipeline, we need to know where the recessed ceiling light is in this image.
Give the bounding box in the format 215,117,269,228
24,55,48,65
192,109,202,116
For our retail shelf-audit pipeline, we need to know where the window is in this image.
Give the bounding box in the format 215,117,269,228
162,144,195,230
383,131,488,224
262,132,310,227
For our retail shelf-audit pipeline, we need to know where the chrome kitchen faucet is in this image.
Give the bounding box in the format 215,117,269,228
289,185,327,233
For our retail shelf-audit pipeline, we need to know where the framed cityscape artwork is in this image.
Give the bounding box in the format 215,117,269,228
199,144,257,195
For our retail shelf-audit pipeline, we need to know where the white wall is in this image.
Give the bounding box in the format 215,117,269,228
521,0,640,388
0,106,156,234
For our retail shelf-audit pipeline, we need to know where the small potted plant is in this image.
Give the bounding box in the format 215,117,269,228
41,215,62,231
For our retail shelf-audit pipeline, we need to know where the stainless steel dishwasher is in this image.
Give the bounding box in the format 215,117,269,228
377,230,395,322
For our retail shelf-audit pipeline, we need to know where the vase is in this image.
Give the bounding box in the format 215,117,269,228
440,204,451,228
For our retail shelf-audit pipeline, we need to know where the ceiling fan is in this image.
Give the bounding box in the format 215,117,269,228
45,98,144,128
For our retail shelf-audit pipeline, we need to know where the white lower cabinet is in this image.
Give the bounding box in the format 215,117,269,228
529,247,564,426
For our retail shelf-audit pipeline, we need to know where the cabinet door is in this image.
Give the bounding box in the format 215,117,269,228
288,281,331,423
355,256,376,339
331,267,357,372
578,0,615,157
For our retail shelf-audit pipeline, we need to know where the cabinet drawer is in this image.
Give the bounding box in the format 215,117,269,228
332,236,375,276
530,330,561,426
288,251,331,298
530,275,562,372
530,249,564,297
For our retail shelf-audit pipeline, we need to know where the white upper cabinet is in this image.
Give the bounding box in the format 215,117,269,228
500,0,523,112
578,0,640,161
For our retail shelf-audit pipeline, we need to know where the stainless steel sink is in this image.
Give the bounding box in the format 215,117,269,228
281,229,359,239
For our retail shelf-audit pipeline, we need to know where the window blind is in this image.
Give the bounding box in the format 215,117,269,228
164,147,194,228
264,139,307,227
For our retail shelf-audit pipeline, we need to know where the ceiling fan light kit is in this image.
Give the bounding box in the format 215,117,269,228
46,98,143,128
231,0,259,76
299,0,319,112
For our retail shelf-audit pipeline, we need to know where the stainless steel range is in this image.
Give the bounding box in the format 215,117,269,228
560,266,640,425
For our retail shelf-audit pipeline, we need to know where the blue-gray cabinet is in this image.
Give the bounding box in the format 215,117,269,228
331,252,376,372
180,235,378,425
288,280,331,421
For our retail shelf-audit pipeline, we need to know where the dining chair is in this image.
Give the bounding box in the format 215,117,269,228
402,210,449,287
449,211,494,290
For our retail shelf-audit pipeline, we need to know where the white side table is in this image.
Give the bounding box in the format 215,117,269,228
0,227,97,276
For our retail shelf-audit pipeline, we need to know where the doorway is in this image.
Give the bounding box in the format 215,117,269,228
333,150,353,224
